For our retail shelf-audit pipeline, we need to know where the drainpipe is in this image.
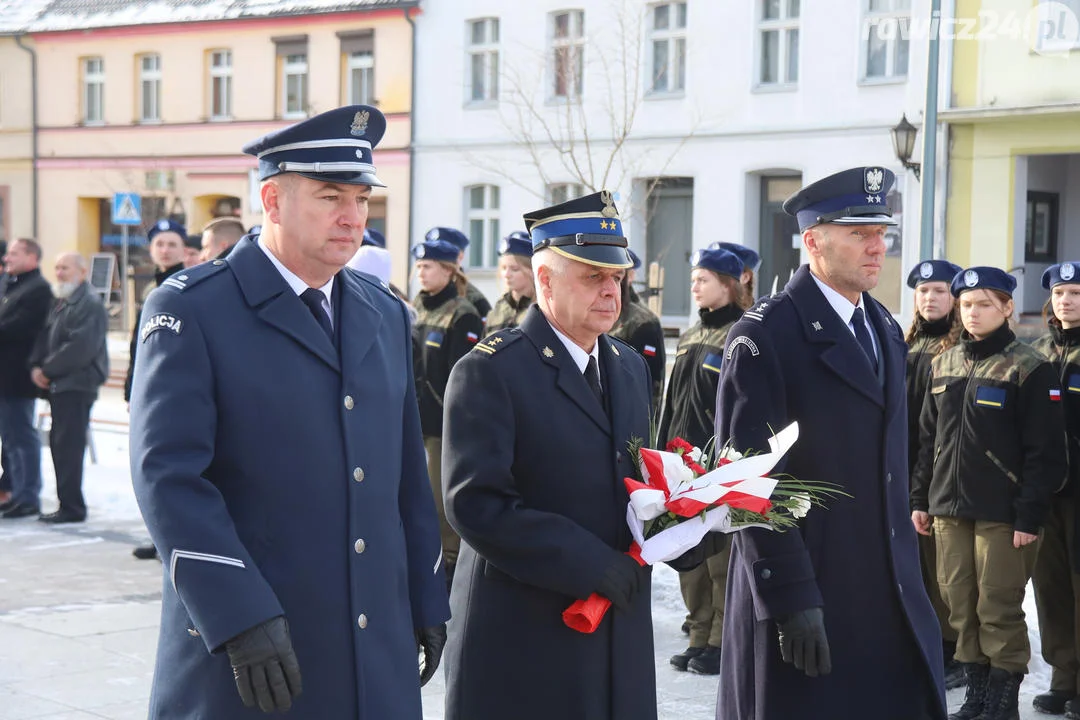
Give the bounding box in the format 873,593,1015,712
404,5,418,291
15,34,38,239
919,0,942,261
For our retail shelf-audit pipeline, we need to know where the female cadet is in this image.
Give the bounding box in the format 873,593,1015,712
483,231,534,337
708,241,760,307
657,246,747,676
412,238,484,590
911,266,1066,720
905,259,965,690
1031,262,1080,718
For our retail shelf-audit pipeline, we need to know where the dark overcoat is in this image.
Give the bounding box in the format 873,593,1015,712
441,305,657,720
714,265,946,720
129,237,450,719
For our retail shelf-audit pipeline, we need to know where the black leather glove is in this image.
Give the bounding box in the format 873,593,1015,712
224,615,303,713
776,607,831,677
417,624,447,686
667,532,730,572
597,554,643,612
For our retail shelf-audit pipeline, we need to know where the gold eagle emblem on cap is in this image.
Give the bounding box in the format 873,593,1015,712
600,190,618,218
350,110,370,137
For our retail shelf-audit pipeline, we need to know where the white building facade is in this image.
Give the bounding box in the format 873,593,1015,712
412,0,934,324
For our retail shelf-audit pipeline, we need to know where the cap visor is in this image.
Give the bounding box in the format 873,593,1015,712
549,245,632,269
294,171,386,188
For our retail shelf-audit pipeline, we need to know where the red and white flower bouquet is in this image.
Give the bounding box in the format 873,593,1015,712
563,421,844,633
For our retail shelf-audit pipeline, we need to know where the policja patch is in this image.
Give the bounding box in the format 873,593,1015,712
141,313,183,342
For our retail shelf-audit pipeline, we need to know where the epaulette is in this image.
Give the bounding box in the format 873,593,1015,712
608,335,637,358
348,267,397,299
742,292,785,323
473,328,523,356
158,259,229,293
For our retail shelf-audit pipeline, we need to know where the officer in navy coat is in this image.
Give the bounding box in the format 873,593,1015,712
129,105,450,719
441,191,659,720
715,167,946,720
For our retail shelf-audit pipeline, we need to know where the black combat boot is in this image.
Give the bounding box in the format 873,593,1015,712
948,663,989,720
687,645,721,675
1033,688,1072,715
945,657,967,690
978,667,1022,720
1064,696,1080,719
669,646,705,671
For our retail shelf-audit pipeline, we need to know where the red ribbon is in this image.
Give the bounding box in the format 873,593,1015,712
562,544,645,633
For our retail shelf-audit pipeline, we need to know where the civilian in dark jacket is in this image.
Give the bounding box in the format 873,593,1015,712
0,239,54,519
29,253,108,523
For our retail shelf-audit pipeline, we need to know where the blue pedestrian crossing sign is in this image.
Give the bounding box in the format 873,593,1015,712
112,192,142,226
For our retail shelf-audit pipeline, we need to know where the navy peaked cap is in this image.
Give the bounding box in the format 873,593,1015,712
524,190,631,269
242,105,386,187
783,166,899,232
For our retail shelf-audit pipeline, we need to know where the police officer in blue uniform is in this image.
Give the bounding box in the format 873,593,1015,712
129,105,450,719
715,166,946,720
441,191,659,720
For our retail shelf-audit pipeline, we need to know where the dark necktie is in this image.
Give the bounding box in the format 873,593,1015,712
300,288,333,340
585,355,603,405
851,307,878,372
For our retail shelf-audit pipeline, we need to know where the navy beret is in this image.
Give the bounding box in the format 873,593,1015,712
411,239,460,264
498,231,533,258
950,266,1017,297
426,227,469,251
242,105,385,187
690,247,745,281
147,218,187,245
1042,262,1080,289
708,242,760,271
907,259,963,288
524,190,631,269
783,166,898,232
362,227,386,248
627,248,642,270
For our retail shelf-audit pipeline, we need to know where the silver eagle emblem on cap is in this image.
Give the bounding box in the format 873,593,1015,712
1063,263,1076,281
964,270,979,288
864,167,884,194
600,190,618,219
920,262,933,279
350,110,370,137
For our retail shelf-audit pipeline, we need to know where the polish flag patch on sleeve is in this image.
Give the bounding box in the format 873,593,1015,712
466,331,479,343
643,344,657,357
1051,389,1062,402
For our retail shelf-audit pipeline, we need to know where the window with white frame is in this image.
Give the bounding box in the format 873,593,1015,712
649,2,687,94
83,56,104,124
550,10,585,100
547,182,586,205
862,0,909,80
283,54,308,117
209,50,233,119
467,18,499,103
465,185,501,268
758,0,799,86
340,31,375,105
139,53,162,122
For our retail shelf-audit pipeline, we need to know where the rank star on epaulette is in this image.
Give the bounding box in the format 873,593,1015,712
542,346,555,358
490,337,503,344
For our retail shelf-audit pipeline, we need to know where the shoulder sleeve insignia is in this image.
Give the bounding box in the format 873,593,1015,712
141,313,183,342
725,335,760,360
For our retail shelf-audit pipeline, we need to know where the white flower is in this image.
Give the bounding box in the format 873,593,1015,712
671,462,696,491
688,446,703,464
717,446,744,463
790,493,812,519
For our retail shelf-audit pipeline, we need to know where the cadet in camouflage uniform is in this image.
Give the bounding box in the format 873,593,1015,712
425,227,492,323
904,259,965,690
1031,262,1080,718
658,246,747,676
911,266,1067,720
412,239,483,589
483,231,534,337
609,276,665,412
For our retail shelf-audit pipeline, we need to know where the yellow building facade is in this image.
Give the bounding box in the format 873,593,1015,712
22,1,417,287
0,35,38,247
942,0,1080,313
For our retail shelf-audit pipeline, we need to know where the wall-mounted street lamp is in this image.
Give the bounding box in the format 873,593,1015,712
891,114,921,181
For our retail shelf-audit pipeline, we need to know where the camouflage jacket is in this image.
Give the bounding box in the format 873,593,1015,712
911,323,1066,532
464,280,491,323
904,315,953,481
483,292,533,338
610,299,665,412
413,284,482,437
